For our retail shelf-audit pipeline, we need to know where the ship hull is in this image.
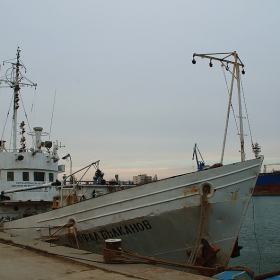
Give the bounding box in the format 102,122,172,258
253,172,280,195
2,156,263,271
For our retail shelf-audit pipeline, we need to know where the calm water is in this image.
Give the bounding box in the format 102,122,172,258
229,196,280,276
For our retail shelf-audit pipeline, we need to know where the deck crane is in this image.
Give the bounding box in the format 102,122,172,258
192,143,209,171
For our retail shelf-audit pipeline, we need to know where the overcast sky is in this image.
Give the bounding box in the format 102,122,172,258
0,1,279,181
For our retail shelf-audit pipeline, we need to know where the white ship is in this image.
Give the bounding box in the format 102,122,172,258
0,47,60,218
1,51,263,275
0,48,114,219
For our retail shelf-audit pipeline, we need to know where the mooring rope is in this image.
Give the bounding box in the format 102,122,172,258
103,247,254,278
252,198,261,275
42,222,73,241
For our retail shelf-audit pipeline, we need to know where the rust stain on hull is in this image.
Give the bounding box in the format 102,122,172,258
121,216,146,223
184,185,199,196
230,188,240,201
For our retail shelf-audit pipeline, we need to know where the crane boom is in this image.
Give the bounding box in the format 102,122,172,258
192,144,206,171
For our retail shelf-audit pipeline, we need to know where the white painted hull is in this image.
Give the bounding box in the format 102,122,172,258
2,156,263,270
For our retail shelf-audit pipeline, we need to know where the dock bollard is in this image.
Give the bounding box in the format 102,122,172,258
105,239,122,250
104,239,124,263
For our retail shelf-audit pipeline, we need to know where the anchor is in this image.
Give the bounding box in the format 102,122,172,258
196,238,220,266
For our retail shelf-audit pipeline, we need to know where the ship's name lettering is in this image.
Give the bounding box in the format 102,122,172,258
67,220,152,245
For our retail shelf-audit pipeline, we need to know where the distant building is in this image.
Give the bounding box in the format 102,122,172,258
133,174,152,185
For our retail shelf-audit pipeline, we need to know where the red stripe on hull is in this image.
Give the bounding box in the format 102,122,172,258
253,184,280,195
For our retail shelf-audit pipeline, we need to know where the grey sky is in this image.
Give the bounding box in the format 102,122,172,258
1,1,279,181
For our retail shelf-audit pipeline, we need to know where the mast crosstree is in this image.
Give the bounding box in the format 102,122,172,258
192,51,246,163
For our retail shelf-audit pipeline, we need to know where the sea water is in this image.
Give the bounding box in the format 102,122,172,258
228,196,280,276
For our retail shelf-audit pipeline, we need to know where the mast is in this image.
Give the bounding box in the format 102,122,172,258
235,55,245,161
0,47,37,151
191,51,246,163
13,49,20,151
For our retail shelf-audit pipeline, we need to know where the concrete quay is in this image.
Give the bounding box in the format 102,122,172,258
0,232,213,280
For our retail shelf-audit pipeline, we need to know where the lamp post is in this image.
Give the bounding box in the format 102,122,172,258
62,153,72,182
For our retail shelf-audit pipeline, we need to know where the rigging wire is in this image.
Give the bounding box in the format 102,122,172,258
9,119,13,151
240,76,254,147
31,87,37,129
221,64,240,135
19,90,36,148
1,94,13,142
29,88,37,146
20,91,32,131
49,89,57,140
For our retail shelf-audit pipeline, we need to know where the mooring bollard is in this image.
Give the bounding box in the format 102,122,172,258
105,239,122,250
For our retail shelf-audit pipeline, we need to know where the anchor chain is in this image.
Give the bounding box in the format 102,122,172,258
187,184,209,265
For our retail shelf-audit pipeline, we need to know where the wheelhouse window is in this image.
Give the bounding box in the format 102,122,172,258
23,172,29,181
34,172,45,181
49,173,54,182
7,172,14,181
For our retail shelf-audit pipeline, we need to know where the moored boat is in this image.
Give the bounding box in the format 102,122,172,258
1,51,263,275
0,48,61,218
0,48,123,220
254,164,280,196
